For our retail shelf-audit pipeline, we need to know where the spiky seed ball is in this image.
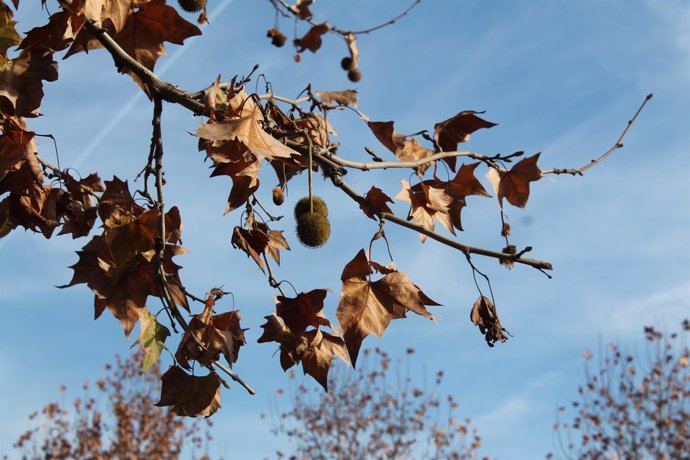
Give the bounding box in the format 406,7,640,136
294,196,328,218
178,0,206,13
347,68,362,82
340,57,353,70
272,187,285,206
296,212,331,248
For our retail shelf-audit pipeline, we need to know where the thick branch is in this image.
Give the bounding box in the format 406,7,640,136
80,18,207,115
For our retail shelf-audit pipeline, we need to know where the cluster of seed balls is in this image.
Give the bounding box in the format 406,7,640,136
294,196,330,248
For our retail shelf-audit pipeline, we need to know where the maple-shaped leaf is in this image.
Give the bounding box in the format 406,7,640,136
0,117,34,180
360,186,394,220
289,0,314,19
316,89,358,107
0,3,21,62
395,179,454,241
65,0,201,90
470,295,509,347
443,162,491,231
0,159,66,238
132,308,171,372
198,113,298,163
296,22,329,53
367,121,434,175
231,217,290,271
257,313,303,371
19,10,76,53
209,154,261,214
301,329,350,391
336,249,439,366
276,289,332,336
485,153,542,208
294,113,337,149
434,111,497,170
156,366,221,417
0,46,58,117
176,310,246,369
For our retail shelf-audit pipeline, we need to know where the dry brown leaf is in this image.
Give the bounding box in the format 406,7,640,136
336,249,438,366
360,186,394,220
296,22,329,53
395,179,454,241
470,295,509,347
434,111,497,170
156,366,221,417
276,289,332,336
301,329,350,391
485,153,542,208
316,89,358,107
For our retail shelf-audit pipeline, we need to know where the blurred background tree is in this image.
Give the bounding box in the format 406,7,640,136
550,320,690,459
268,347,489,460
9,353,213,460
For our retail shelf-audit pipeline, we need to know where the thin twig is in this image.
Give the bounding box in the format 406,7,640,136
350,0,422,35
542,94,653,175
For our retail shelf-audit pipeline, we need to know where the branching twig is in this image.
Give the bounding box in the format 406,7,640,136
311,151,553,271
542,94,653,176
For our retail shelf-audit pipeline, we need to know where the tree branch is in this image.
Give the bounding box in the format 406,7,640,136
542,94,653,176
311,151,553,271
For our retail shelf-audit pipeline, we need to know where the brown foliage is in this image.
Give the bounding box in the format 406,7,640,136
269,348,490,460
10,352,212,459
550,320,690,459
0,0,651,419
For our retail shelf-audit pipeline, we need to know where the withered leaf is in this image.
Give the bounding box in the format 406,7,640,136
296,22,329,53
276,289,332,336
316,89,358,107
289,0,314,19
444,162,491,231
257,313,302,371
367,121,434,175
360,186,394,220
470,295,509,347
0,3,21,60
0,46,58,117
336,249,438,366
197,114,298,163
485,153,542,208
176,310,246,369
0,118,34,181
156,366,221,417
395,179,454,241
434,111,497,170
301,329,350,391
231,225,268,273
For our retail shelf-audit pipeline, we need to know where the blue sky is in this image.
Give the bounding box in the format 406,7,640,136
1,0,689,458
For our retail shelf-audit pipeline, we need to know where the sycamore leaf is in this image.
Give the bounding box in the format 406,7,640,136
316,89,358,107
289,0,314,19
470,295,509,347
444,162,491,231
65,0,201,90
367,120,434,174
360,186,394,220
276,289,332,336
336,249,438,366
156,366,221,417
132,308,171,372
231,225,268,273
486,153,542,208
296,22,329,53
197,114,298,163
266,229,290,265
395,179,454,241
0,118,34,180
0,46,58,117
434,111,497,170
175,310,246,369
257,313,303,371
0,3,21,61
301,329,350,391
